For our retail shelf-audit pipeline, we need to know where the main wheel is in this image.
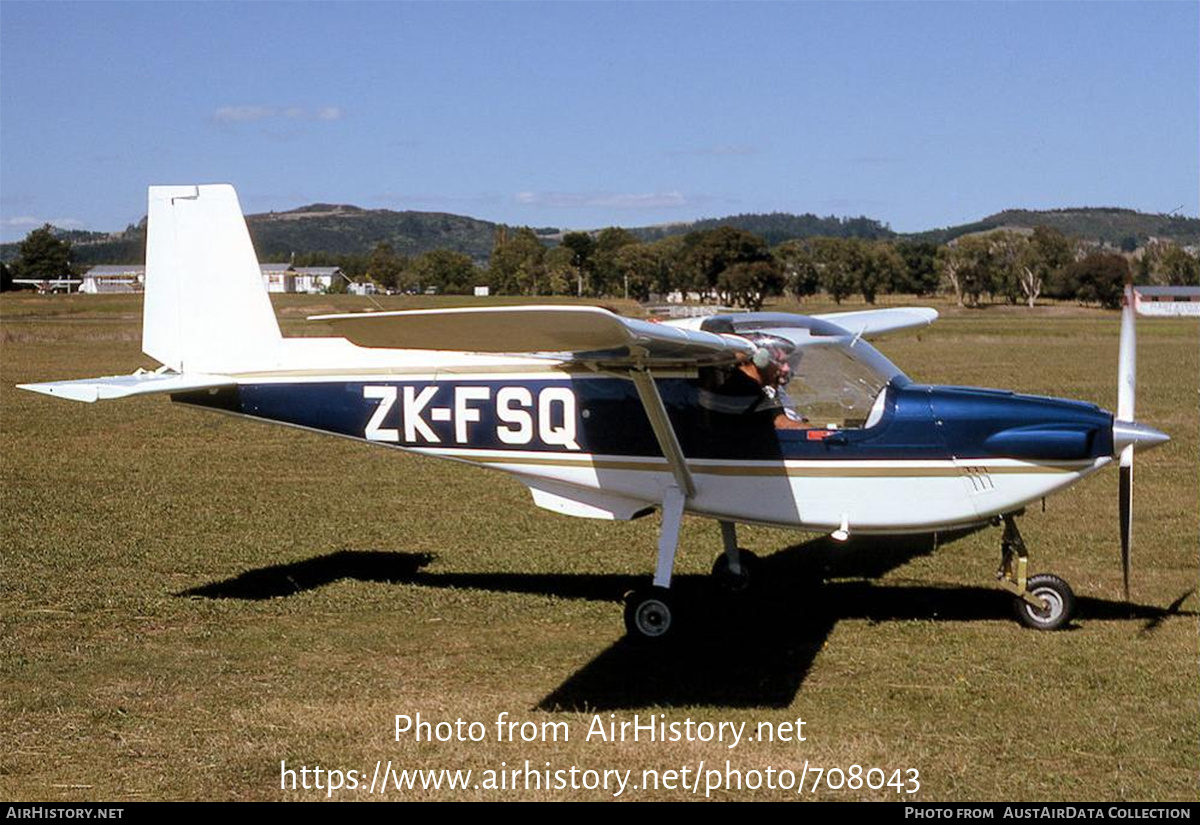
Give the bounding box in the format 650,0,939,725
624,587,677,642
1013,573,1075,631
711,549,759,593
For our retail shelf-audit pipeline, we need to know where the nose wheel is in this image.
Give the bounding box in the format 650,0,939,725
1013,573,1075,631
997,514,1076,631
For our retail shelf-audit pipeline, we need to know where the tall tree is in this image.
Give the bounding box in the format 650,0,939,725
893,240,941,296
11,224,75,281
367,241,406,291
860,242,906,304
1141,240,1200,286
679,227,773,301
774,240,821,302
488,227,546,295
613,242,669,301
986,231,1028,305
590,227,638,296
408,249,478,294
1020,226,1075,306
560,231,595,296
808,237,863,304
1061,253,1128,309
542,246,576,296
716,260,785,310
937,235,995,307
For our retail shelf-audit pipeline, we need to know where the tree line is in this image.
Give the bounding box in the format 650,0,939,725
5,221,1198,309
352,223,1198,310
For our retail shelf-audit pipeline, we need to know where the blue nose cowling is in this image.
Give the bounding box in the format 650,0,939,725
924,385,1116,461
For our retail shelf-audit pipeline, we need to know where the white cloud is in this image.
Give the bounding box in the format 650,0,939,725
212,105,344,124
213,105,276,123
514,191,692,209
2,215,84,229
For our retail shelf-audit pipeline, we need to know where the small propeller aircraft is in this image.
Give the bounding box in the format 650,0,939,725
11,276,83,293
19,185,1188,642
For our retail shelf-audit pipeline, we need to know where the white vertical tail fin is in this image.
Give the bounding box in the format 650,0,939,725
143,185,282,373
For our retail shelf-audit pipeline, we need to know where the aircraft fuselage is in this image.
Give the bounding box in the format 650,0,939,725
172,368,1115,535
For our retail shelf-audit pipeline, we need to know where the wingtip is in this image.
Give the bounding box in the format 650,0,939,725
16,382,100,403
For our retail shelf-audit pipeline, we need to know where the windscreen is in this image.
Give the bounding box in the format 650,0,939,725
765,327,907,429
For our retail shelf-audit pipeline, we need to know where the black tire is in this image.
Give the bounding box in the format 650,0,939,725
623,586,677,642
711,549,759,593
1013,573,1075,631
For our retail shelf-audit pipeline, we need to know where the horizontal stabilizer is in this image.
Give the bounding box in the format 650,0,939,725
812,307,938,338
311,305,754,366
18,372,234,404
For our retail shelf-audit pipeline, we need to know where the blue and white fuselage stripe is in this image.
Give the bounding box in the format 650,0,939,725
171,373,1114,533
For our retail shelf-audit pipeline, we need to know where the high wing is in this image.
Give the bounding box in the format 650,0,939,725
811,307,938,339
311,305,756,367
13,278,83,290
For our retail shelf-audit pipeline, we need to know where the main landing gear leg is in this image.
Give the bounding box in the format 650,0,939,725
624,485,686,642
996,513,1076,631
711,520,759,593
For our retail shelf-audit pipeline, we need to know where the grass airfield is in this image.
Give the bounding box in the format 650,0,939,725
2,292,1196,801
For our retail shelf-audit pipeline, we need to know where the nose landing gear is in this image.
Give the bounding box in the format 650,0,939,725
996,513,1076,630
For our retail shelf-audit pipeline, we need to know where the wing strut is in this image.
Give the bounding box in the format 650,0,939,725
628,367,694,590
628,367,694,498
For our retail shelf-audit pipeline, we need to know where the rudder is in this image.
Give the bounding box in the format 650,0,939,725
143,185,282,373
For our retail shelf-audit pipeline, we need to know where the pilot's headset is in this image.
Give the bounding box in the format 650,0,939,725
744,333,796,385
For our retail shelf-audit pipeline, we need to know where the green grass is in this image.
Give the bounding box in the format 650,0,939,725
1,293,1196,801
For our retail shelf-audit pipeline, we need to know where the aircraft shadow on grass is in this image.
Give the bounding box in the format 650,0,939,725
178,531,1195,710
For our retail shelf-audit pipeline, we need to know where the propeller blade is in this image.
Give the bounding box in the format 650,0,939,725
1117,283,1136,422
1116,280,1136,602
1119,446,1133,601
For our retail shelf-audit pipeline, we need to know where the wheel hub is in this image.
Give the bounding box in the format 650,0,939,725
635,600,671,636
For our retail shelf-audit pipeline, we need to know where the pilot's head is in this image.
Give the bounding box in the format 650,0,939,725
742,333,796,388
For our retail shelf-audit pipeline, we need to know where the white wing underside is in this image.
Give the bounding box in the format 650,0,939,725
811,307,938,338
311,305,756,367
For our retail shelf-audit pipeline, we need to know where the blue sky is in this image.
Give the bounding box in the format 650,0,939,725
1,1,1197,242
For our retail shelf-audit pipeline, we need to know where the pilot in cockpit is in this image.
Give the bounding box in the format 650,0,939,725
706,333,810,430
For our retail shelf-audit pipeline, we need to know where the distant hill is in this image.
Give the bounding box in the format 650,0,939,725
1,205,501,265
247,204,498,261
628,212,894,245
910,207,1200,248
4,204,1197,266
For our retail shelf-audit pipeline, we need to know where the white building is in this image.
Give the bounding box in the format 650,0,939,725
260,263,294,293
293,267,342,293
261,264,343,293
80,265,144,294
